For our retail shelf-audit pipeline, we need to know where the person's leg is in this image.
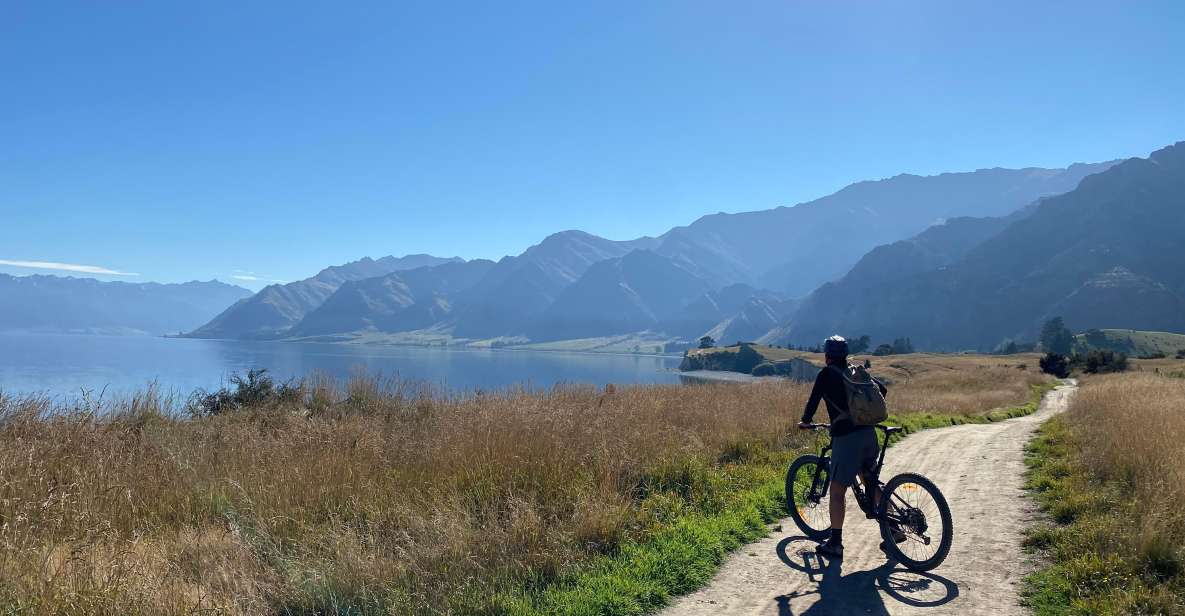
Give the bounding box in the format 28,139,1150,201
818,479,848,557
829,479,847,531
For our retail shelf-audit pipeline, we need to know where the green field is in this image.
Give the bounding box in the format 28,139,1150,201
1073,328,1185,358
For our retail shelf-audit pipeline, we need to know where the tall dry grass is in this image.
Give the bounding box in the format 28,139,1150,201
0,365,1045,614
1067,372,1185,566
1024,372,1185,614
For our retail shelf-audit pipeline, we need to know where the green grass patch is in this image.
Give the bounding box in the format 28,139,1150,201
1022,416,1185,615
500,382,1056,615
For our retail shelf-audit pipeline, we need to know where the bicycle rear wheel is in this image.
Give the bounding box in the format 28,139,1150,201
785,454,831,540
878,472,953,571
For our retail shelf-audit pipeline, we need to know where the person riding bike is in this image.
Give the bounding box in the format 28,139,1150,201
797,335,890,558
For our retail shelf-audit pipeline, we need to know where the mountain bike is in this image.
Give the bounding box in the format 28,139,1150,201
785,424,953,572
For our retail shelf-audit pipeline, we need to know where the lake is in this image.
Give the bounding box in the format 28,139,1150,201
0,333,683,400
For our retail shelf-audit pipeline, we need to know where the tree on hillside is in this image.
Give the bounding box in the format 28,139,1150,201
848,335,871,354
891,337,914,354
1040,317,1074,355
698,335,715,349
872,343,895,356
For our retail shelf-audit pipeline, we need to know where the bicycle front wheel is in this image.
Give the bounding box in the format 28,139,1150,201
878,472,953,571
785,454,831,540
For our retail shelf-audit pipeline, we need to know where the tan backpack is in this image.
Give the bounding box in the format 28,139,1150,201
827,364,888,426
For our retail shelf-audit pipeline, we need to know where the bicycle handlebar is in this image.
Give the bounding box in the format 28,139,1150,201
797,422,904,435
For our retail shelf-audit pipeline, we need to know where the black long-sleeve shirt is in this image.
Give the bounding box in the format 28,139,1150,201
800,364,887,437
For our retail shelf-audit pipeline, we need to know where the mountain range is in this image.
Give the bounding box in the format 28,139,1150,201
187,254,462,339
13,142,1184,352
771,142,1185,350
177,158,1121,348
0,275,251,336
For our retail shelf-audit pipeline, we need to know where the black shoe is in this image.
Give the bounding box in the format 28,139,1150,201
816,541,844,558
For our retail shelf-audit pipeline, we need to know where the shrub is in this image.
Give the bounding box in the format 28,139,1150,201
751,362,777,377
1138,352,1167,359
1176,349,1185,360
1040,353,1070,378
873,344,895,356
187,369,301,417
1074,350,1129,374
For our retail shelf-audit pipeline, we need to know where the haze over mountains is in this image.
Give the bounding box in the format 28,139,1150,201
179,155,1138,350
0,275,250,336
187,254,462,339
773,142,1185,349
12,142,1184,352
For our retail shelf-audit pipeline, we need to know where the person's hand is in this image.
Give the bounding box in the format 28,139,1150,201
797,422,813,430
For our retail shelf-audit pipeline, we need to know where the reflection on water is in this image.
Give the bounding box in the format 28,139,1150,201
0,333,683,400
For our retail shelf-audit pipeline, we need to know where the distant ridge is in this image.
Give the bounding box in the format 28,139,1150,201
0,275,251,336
770,142,1185,350
181,156,1131,348
186,254,462,339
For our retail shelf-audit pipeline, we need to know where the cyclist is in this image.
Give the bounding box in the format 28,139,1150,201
797,335,889,558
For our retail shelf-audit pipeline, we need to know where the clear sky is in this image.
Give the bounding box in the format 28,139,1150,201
2,1,1182,290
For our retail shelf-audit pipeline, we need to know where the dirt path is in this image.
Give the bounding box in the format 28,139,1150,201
660,382,1076,616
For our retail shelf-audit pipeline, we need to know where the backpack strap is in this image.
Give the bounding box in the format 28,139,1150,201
822,364,852,423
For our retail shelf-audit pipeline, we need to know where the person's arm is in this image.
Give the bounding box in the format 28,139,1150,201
799,370,827,426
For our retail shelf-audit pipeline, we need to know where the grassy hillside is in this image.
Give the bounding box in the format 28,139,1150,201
1024,373,1185,614
682,344,1045,380
1074,328,1185,358
680,344,810,372
0,366,1049,614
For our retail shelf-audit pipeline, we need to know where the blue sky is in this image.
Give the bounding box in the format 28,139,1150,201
2,1,1182,290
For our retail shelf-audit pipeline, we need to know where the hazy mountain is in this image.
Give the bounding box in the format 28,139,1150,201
450,231,648,337
0,275,251,336
289,260,496,336
771,142,1185,350
656,161,1117,295
184,159,1120,346
529,250,713,341
705,295,799,345
765,209,1033,344
187,254,462,339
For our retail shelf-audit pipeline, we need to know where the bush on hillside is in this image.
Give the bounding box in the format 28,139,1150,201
751,362,777,377
1176,349,1185,360
891,337,915,354
872,344,895,356
1039,353,1070,378
1075,350,1128,374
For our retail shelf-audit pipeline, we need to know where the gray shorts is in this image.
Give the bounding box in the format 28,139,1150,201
830,428,879,487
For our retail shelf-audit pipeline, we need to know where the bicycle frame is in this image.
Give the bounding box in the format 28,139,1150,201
802,425,905,523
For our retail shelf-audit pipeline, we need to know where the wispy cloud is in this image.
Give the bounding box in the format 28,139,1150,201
0,259,140,276
231,270,287,284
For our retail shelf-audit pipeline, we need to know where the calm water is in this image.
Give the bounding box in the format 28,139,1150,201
0,333,682,400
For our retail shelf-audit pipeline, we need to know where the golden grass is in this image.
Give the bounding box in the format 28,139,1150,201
1069,373,1185,553
0,363,1046,614
1025,372,1185,614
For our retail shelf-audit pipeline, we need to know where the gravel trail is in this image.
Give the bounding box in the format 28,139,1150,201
660,382,1076,616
